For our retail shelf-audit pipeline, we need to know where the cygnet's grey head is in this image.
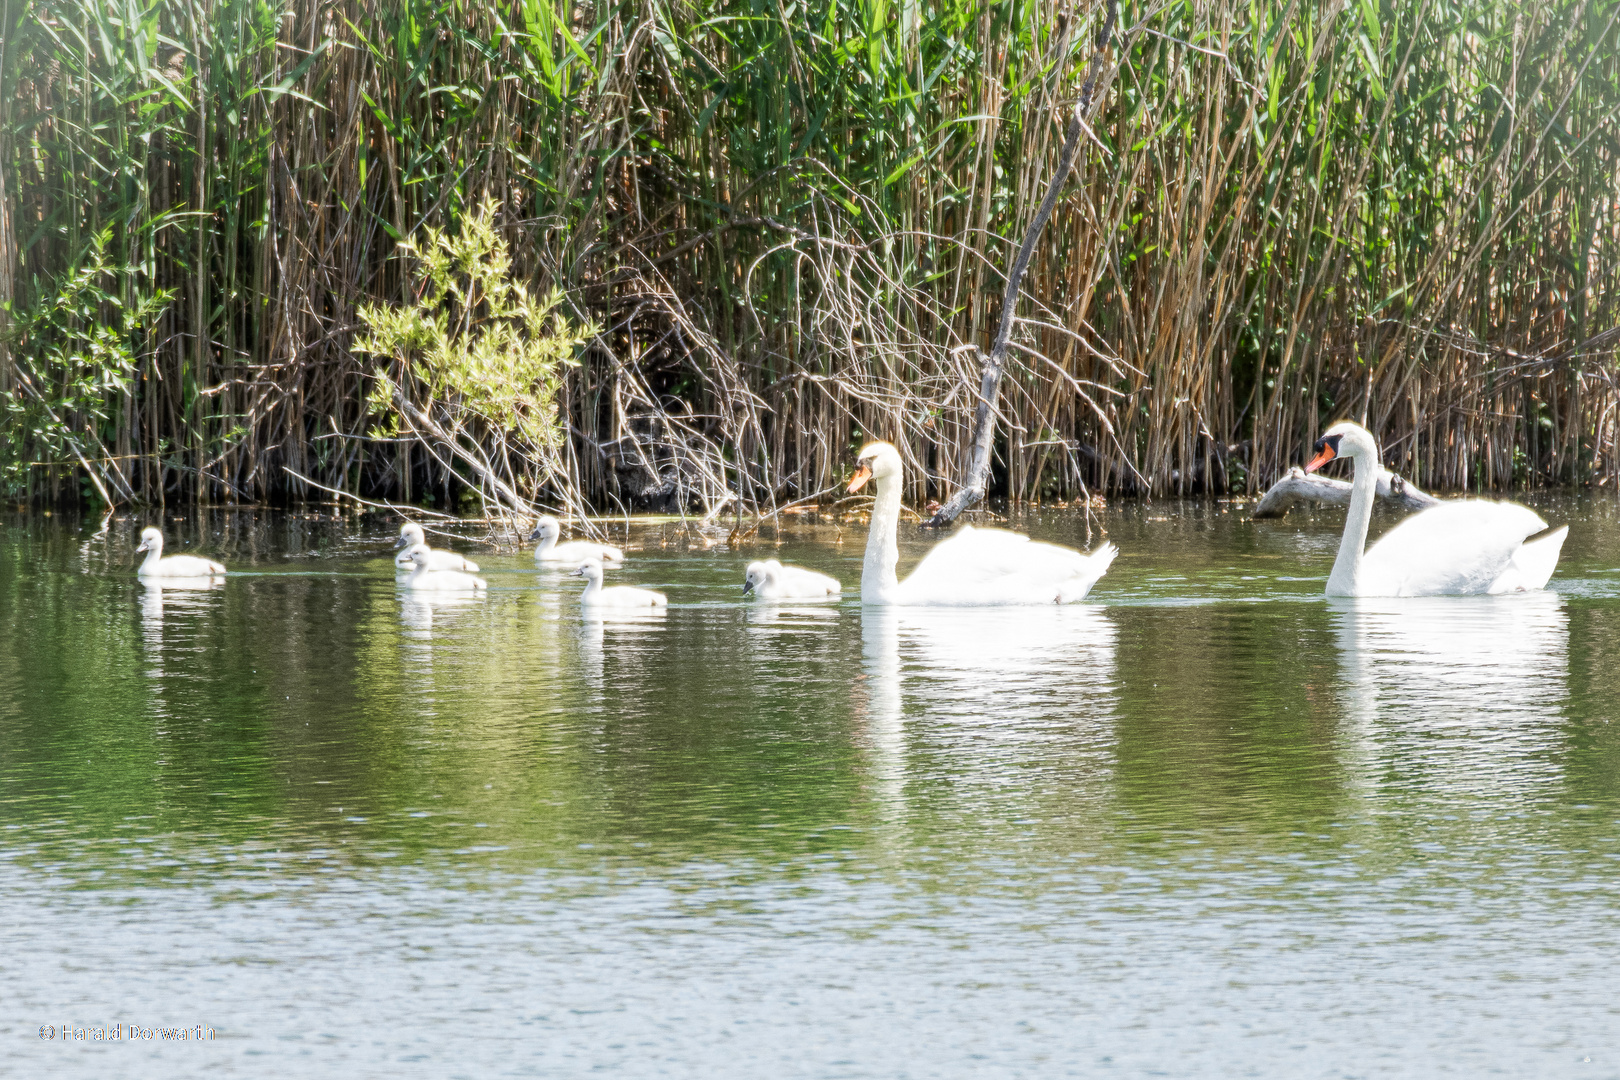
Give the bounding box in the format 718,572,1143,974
572,559,604,581
136,526,163,554
395,521,426,550
742,560,775,595
529,515,561,543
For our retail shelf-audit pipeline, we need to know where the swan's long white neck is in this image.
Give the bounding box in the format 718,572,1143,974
861,470,902,604
536,531,557,555
1327,443,1379,597
141,536,164,570
578,565,603,602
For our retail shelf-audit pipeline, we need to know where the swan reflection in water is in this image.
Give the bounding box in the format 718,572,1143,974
577,609,668,688
859,605,1119,826
1332,591,1569,801
140,577,225,633
745,601,842,633
140,577,227,680
398,592,483,638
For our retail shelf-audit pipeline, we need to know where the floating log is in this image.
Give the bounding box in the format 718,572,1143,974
1251,467,1439,519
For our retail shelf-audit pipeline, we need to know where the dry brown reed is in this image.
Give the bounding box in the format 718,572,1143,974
2,0,1618,510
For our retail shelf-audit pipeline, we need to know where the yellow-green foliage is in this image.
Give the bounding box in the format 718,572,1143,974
354,199,595,450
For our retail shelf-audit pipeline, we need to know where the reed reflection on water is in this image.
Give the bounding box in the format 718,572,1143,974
2,503,1618,1078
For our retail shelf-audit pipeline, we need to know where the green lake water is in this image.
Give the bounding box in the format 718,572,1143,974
3,497,1619,1077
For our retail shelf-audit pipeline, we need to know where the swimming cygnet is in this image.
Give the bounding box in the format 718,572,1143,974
394,522,479,572
136,527,226,579
572,559,665,608
742,559,841,599
531,515,625,565
399,548,487,592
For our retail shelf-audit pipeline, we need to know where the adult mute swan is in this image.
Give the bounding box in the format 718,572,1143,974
394,522,479,572
1304,420,1567,596
847,441,1117,605
743,559,841,600
136,527,226,578
531,516,624,566
572,559,666,609
398,548,488,592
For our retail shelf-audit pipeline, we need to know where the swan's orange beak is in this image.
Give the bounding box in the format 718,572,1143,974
847,463,873,494
1304,443,1336,473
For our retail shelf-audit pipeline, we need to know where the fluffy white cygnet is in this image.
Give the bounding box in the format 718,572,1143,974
399,549,487,592
572,559,665,608
743,559,841,600
394,522,479,572
136,527,226,579
531,516,624,565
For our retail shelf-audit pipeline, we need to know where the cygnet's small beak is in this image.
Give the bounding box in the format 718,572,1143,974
742,579,754,594
846,462,873,494
135,542,149,554
527,526,541,541
571,565,586,577
393,534,409,549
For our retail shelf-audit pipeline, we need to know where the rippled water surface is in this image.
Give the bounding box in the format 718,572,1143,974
4,497,1620,1077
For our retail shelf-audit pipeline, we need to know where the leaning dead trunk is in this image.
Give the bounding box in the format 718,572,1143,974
1251,466,1438,518
924,0,1117,530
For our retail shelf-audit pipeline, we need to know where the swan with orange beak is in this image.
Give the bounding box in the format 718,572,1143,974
1303,420,1566,596
846,441,1116,605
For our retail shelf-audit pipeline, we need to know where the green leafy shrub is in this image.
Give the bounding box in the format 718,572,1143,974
353,199,598,509
1,230,171,500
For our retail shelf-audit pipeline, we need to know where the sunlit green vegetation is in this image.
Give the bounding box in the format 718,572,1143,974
1,0,1616,507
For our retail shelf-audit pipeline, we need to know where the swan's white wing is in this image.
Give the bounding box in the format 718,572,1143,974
1489,525,1567,593
896,526,1114,605
1362,500,1547,596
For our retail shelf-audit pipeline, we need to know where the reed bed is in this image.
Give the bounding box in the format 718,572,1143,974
2,0,1618,510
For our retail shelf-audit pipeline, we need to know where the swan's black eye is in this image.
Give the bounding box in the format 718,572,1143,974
1314,433,1343,455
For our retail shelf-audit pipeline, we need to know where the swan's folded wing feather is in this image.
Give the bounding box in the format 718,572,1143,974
1363,500,1546,596
1489,525,1567,593
898,526,1112,604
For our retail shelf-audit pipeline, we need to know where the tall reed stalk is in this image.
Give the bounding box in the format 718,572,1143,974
3,0,1618,509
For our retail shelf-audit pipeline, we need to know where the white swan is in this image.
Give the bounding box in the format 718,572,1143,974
398,541,487,581
398,548,488,592
572,559,666,609
1304,420,1567,596
743,559,842,600
135,527,226,578
531,516,624,565
394,522,479,572
847,441,1117,605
